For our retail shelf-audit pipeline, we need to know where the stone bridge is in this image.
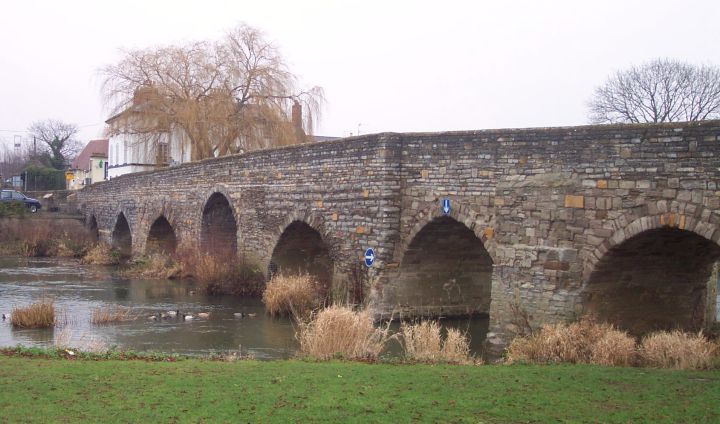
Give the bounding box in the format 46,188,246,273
75,121,720,349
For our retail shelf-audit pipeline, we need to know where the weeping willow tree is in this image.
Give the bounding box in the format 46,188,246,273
101,24,324,161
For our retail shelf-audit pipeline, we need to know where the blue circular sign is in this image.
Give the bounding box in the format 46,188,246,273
364,248,375,267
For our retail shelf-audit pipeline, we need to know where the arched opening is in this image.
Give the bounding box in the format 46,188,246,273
584,227,720,335
88,215,99,242
395,216,493,318
269,221,333,292
200,193,237,257
112,213,132,257
146,216,177,255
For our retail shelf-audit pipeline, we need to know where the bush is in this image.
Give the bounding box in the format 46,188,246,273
82,243,121,265
0,201,26,218
639,330,718,370
506,318,636,366
262,274,321,317
399,321,473,364
297,305,392,361
11,300,56,328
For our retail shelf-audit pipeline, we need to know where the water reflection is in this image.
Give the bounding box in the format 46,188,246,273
0,257,495,359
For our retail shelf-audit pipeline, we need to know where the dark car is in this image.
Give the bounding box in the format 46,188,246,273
0,189,42,213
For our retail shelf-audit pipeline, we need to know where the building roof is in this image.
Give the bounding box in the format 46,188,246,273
71,139,108,171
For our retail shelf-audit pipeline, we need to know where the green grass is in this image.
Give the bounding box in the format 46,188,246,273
0,355,718,423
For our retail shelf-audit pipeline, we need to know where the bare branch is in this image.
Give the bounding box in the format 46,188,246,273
588,59,720,124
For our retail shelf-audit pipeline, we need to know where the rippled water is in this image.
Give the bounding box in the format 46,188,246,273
0,257,491,359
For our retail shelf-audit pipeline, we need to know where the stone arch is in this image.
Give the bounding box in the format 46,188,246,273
139,202,182,252
397,200,496,265
392,215,494,318
112,212,132,257
200,191,238,257
582,209,720,335
266,211,336,290
146,216,178,255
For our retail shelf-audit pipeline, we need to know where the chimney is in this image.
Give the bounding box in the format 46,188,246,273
291,100,306,142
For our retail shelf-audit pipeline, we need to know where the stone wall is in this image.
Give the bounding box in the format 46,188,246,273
75,121,720,349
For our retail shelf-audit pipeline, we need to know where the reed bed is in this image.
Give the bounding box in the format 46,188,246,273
91,306,135,325
81,243,120,265
10,300,56,329
506,318,636,366
639,330,718,370
297,305,393,361
262,274,321,317
399,321,473,364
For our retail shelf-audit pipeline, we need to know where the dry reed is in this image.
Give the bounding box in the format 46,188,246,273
54,327,108,353
639,330,718,370
399,321,473,364
296,305,393,361
91,306,135,325
10,300,56,328
262,274,321,317
81,243,120,265
506,317,636,366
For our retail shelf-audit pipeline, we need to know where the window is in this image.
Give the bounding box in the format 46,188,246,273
12,192,24,200
157,142,169,165
0,190,11,200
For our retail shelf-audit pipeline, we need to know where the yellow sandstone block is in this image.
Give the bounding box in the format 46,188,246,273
483,227,494,239
421,170,429,179
596,180,608,189
356,226,365,234
564,195,584,208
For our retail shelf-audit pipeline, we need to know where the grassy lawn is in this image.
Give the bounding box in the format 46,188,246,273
0,356,718,423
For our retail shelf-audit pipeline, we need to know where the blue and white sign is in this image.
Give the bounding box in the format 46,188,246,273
442,198,451,215
364,248,376,267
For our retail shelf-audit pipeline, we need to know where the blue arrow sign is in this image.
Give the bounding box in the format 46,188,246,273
364,248,375,267
442,198,451,215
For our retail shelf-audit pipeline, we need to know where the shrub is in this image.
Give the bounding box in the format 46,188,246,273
639,330,718,370
506,317,636,366
82,243,120,265
91,306,135,325
399,321,473,364
122,254,183,279
297,305,392,361
11,300,56,328
262,274,321,317
20,220,55,257
0,202,26,218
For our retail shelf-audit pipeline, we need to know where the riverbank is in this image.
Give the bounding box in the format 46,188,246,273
0,356,718,422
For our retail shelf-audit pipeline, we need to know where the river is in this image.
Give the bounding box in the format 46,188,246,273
0,257,490,359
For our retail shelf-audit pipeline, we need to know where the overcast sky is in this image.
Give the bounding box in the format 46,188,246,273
1,0,719,147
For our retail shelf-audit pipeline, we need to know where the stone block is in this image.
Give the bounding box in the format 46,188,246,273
564,195,584,209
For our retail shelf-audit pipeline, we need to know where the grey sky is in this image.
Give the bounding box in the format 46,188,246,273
1,0,719,147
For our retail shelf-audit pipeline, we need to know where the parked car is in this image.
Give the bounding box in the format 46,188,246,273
0,190,42,213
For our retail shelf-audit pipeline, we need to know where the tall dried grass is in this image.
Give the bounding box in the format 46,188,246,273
91,306,135,325
10,300,56,328
506,318,636,366
296,305,393,361
263,274,321,317
81,243,120,265
0,219,94,258
639,330,718,370
399,321,473,364
53,327,107,353
176,250,264,295
121,254,183,279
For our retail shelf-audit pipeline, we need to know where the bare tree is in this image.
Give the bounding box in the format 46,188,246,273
101,24,324,161
27,119,82,169
588,59,720,124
